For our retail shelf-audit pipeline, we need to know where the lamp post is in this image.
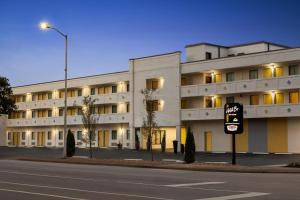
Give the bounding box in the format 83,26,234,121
40,22,68,158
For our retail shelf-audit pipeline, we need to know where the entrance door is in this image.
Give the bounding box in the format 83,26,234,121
12,132,19,146
37,132,45,146
204,131,212,152
98,130,103,147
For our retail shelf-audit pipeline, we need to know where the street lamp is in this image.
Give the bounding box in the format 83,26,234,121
40,21,68,158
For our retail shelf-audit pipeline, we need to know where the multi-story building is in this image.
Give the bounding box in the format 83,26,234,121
2,41,300,153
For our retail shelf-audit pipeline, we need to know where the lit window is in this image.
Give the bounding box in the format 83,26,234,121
275,93,284,104
263,94,272,105
289,92,299,104
250,95,259,105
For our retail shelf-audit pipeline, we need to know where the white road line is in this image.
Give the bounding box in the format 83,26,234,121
0,181,173,200
194,192,270,200
165,182,225,187
0,188,87,200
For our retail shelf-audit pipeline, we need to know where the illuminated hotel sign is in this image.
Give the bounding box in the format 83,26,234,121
224,103,243,134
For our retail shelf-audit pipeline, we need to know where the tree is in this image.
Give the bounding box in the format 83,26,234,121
0,76,17,114
80,96,97,158
184,127,196,164
161,132,166,153
141,88,159,161
67,129,75,157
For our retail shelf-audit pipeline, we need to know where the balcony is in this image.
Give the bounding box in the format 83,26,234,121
7,113,130,127
181,75,300,97
15,92,130,110
181,104,300,120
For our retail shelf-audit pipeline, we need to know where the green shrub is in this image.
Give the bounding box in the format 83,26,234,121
184,127,195,164
161,132,166,153
67,129,75,157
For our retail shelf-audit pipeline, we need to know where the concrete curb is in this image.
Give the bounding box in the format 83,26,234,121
10,157,300,174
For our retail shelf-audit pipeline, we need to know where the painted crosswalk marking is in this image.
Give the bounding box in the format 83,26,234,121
165,182,225,187
194,192,270,200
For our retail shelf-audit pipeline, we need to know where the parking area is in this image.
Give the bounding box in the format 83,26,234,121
1,147,300,166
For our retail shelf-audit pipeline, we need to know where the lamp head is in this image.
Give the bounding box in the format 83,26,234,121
40,22,50,30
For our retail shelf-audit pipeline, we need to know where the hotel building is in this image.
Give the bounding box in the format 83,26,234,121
2,41,300,153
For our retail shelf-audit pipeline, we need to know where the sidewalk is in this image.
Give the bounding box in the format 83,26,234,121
13,156,300,173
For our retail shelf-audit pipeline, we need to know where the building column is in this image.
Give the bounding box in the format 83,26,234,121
176,125,181,152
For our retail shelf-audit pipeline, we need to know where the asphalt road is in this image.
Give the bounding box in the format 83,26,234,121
0,160,299,200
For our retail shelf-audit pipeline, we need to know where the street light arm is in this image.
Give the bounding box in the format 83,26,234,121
50,27,67,38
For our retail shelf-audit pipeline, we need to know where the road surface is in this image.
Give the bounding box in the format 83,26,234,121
0,160,299,199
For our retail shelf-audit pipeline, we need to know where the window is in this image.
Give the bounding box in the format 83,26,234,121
59,91,64,98
48,110,52,117
7,132,11,140
48,93,52,100
68,90,76,97
126,83,130,92
126,103,130,113
289,92,299,104
263,94,272,105
274,67,283,77
152,130,165,145
205,52,212,60
77,131,82,140
226,72,234,82
249,69,258,80
21,132,26,140
275,93,284,104
32,111,36,118
215,97,222,108
59,109,63,116
112,105,117,113
226,96,235,103
205,98,213,108
146,79,159,90
111,130,117,140
263,68,272,78
205,76,212,84
289,65,299,76
181,100,188,109
22,112,26,119
91,88,96,95
126,130,130,140
47,131,52,140
59,131,63,140
250,95,259,105
112,85,117,93
215,74,222,83
78,89,82,96
31,132,35,140
146,100,158,112
104,86,110,94
77,108,82,115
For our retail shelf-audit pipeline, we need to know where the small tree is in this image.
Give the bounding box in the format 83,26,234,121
81,96,97,158
67,129,75,157
135,133,140,151
184,127,196,164
0,76,17,114
161,132,166,153
141,89,159,161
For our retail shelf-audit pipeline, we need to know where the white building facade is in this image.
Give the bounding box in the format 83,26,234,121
3,41,300,153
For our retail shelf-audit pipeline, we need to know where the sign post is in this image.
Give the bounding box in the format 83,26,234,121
224,103,243,165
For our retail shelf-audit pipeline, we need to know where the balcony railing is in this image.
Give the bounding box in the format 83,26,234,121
181,103,300,120
15,92,130,110
181,75,300,97
7,113,130,127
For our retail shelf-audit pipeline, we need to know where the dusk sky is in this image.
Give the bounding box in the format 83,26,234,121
1,0,300,86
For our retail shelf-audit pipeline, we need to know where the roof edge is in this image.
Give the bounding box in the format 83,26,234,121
130,51,181,61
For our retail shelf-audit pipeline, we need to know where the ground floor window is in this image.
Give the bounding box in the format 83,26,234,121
77,131,82,140
58,131,63,140
126,130,130,140
47,131,52,140
90,131,96,141
152,130,166,145
22,132,26,140
7,132,11,140
111,130,117,140
31,132,35,140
